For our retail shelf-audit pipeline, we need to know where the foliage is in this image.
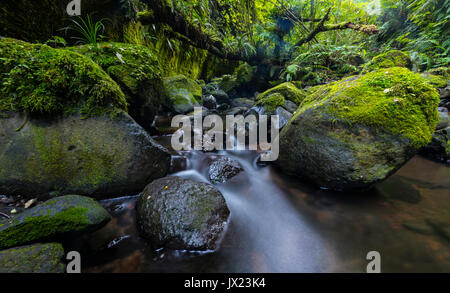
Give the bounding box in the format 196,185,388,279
62,15,109,45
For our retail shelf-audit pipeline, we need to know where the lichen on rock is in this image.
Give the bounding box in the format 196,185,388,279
257,82,306,106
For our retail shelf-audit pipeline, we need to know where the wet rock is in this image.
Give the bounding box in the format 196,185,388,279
277,67,439,190
211,89,230,104
202,95,217,109
163,75,202,114
0,112,171,199
0,243,65,273
436,111,449,130
136,176,230,251
363,50,412,72
208,156,244,184
420,126,450,162
440,86,450,100
0,195,111,250
426,218,450,242
283,100,299,113
232,98,254,108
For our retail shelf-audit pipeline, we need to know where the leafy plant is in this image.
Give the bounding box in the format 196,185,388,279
62,15,109,45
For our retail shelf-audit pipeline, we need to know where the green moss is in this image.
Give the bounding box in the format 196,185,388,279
68,42,161,90
257,82,306,105
297,67,439,149
19,117,128,192
0,207,89,249
364,50,412,72
420,67,449,88
0,38,127,117
164,75,202,112
0,195,110,250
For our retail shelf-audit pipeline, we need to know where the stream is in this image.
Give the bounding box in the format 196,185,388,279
82,136,450,273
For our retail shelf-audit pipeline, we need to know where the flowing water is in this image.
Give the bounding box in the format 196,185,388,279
82,136,450,273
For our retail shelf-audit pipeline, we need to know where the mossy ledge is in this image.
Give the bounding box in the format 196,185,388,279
0,38,127,117
363,50,412,72
297,67,439,149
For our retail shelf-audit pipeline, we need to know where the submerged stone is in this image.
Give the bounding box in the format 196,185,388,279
136,176,230,251
0,195,111,250
0,243,65,273
257,82,306,106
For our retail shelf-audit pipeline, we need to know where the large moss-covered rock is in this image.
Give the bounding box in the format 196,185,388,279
163,75,202,113
420,126,450,162
68,42,164,129
0,243,65,273
257,82,306,106
0,0,126,43
0,195,110,250
136,176,230,251
0,38,127,117
276,67,439,190
363,50,412,72
0,111,171,198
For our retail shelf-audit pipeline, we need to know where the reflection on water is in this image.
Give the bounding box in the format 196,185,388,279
84,147,450,273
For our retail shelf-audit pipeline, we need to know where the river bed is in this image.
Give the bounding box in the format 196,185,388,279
82,138,450,273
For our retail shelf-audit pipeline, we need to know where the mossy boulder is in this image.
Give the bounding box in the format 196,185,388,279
136,176,230,251
276,67,439,190
257,82,307,106
363,50,412,72
234,62,256,84
0,111,171,198
163,75,202,113
208,156,244,184
68,42,164,129
0,243,65,273
0,38,127,117
0,195,110,250
0,1,126,43
420,126,450,162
